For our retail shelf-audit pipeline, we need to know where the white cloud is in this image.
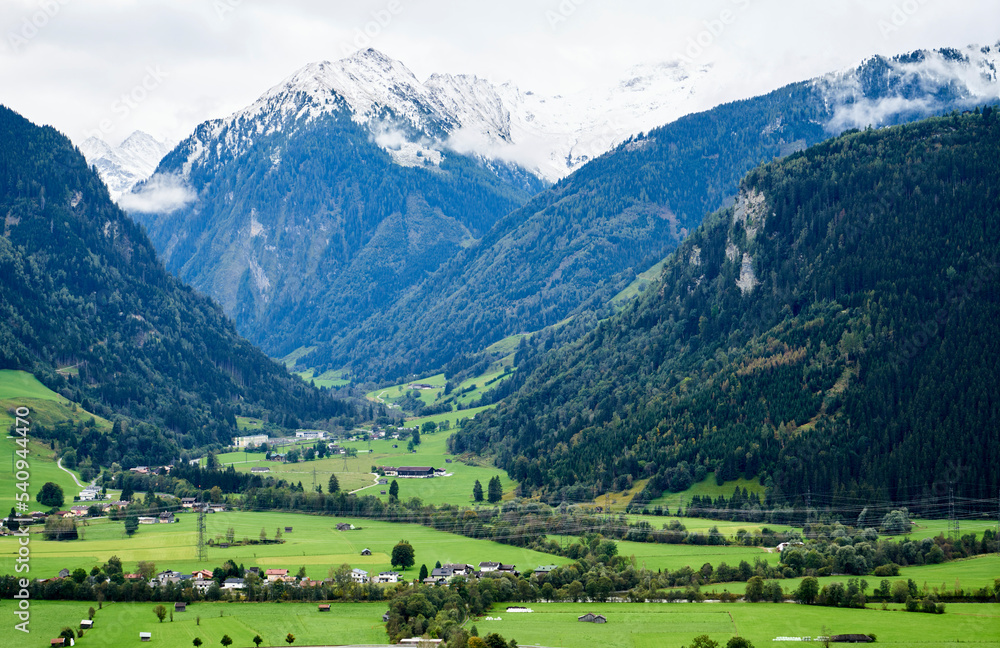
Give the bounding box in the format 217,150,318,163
118,173,196,214
1,0,997,147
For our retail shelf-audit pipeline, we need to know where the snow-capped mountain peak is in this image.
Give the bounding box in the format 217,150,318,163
80,130,172,201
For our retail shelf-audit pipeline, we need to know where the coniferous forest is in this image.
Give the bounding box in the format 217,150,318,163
453,110,1000,514
0,106,359,465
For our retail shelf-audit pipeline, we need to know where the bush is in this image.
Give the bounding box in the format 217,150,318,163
873,563,899,577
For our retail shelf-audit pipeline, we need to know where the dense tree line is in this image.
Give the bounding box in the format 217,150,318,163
0,106,362,461
455,109,1000,514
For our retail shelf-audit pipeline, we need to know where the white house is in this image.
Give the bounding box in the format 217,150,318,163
222,578,245,590
295,430,326,440
351,569,368,584
478,561,500,572
377,571,400,583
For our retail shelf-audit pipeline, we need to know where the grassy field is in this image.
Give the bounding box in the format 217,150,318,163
907,517,1000,541
0,510,574,579
368,373,448,408
476,601,1000,648
405,405,495,430
610,255,670,307
620,514,799,538
0,370,92,513
295,368,351,389
0,599,390,647
214,429,516,504
648,476,766,512
345,432,517,505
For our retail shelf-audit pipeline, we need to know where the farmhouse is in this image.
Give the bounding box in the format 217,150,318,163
181,498,198,508
295,430,326,440
158,512,175,523
78,487,100,501
381,466,399,476
431,567,455,580
396,466,436,478
443,564,474,575
265,569,289,582
192,569,213,579
250,467,270,474
351,569,369,584
534,565,557,575
222,578,245,590
377,571,400,583
478,561,500,572
578,613,607,623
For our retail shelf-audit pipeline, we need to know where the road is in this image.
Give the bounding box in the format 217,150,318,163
57,457,87,488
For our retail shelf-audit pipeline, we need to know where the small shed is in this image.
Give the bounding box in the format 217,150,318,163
140,632,152,641
284,526,293,532
578,613,606,623
382,611,390,622
80,619,93,629
174,602,186,612
380,490,386,495
361,548,372,556
318,604,330,612
831,635,874,643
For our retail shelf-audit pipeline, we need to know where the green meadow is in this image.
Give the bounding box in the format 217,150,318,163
0,370,91,513
216,430,516,505
476,601,1000,648
648,476,766,512
0,600,389,647
0,510,573,579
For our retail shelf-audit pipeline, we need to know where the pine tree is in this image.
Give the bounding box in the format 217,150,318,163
328,473,339,493
487,476,502,503
472,479,483,502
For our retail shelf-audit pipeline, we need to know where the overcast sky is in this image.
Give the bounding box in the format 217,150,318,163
2,0,997,147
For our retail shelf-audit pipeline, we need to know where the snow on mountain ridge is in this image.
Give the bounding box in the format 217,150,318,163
80,131,172,201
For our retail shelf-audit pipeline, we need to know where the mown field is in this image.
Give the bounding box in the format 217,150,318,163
0,510,573,579
476,601,1000,648
0,600,390,647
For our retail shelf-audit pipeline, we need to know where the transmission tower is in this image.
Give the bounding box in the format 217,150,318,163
196,507,208,562
948,487,959,538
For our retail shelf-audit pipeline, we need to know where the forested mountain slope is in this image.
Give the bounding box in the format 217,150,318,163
453,110,1000,514
301,44,1000,380
129,53,544,364
0,106,356,466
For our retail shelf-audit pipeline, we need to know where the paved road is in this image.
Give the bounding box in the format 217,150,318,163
57,457,87,488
